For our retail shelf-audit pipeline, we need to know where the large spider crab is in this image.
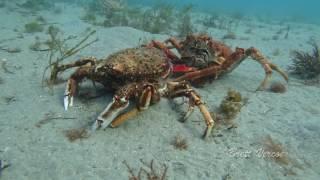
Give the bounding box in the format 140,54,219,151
146,34,288,90
55,47,214,138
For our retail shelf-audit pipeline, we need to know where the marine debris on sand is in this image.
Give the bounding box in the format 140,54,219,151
268,82,287,93
1,59,14,74
0,160,10,176
171,135,188,150
123,159,168,180
64,128,90,142
35,112,76,128
0,47,21,53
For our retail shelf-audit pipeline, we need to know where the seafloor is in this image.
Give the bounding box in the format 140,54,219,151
0,2,319,180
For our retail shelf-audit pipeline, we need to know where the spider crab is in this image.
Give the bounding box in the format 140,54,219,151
56,47,214,138
146,34,288,90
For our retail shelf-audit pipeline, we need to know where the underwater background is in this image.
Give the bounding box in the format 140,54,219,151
0,0,319,179
130,0,320,23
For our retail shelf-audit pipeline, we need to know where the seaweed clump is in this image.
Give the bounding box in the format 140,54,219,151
220,89,243,119
19,0,53,11
211,89,244,130
171,135,188,150
82,1,194,35
288,41,320,79
123,159,168,180
24,21,44,33
64,128,89,142
177,4,194,37
261,135,289,166
41,26,98,87
139,3,175,34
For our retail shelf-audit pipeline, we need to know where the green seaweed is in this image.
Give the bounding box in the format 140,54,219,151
139,3,175,34
24,21,44,33
41,25,98,87
19,0,53,11
123,159,168,180
202,13,220,28
219,89,243,119
81,12,97,24
177,4,194,37
288,40,320,79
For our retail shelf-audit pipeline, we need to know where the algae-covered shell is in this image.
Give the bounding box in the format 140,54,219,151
98,47,169,80
226,89,242,102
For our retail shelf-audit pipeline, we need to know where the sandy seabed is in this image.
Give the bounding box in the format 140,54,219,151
0,2,319,180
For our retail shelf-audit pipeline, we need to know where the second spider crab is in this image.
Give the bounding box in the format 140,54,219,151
147,34,288,90
52,47,214,139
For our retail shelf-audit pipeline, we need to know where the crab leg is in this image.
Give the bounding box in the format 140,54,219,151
93,95,130,130
57,57,97,110
109,84,161,128
109,107,140,128
180,100,195,122
173,47,288,91
165,37,182,49
245,47,289,91
51,57,97,83
163,81,215,139
92,83,160,130
64,65,93,110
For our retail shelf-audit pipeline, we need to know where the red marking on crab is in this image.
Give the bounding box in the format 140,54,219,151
172,64,197,73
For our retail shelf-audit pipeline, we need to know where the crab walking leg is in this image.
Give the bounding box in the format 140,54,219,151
146,40,179,60
93,96,130,130
165,81,215,139
189,91,215,139
64,79,76,110
51,57,97,82
165,37,182,49
92,83,159,130
245,47,289,91
64,66,93,110
173,47,288,91
179,101,195,122
109,108,140,128
110,85,158,128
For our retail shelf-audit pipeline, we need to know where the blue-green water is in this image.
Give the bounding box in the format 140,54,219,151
129,0,320,24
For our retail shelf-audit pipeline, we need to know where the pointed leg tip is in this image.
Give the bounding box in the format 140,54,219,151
202,127,213,140
91,120,100,132
64,96,69,111
64,95,74,111
64,98,68,111
202,131,210,140
101,121,111,130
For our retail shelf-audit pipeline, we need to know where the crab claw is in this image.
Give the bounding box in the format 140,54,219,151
92,96,129,131
64,79,77,111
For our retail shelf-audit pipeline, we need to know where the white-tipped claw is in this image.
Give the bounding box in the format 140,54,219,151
92,97,130,131
64,95,73,111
